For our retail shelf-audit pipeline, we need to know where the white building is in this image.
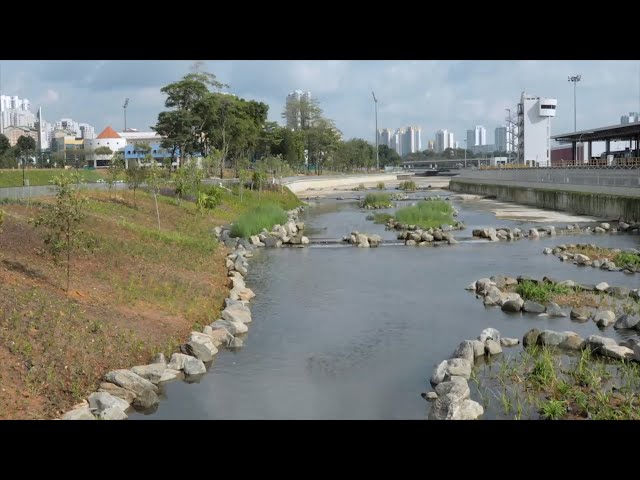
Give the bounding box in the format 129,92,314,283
391,128,404,156
448,132,454,151
79,123,95,139
378,128,393,148
55,118,81,137
435,129,448,153
621,112,640,124
475,125,487,146
0,95,36,133
516,92,557,166
84,126,127,168
410,126,422,153
285,90,312,130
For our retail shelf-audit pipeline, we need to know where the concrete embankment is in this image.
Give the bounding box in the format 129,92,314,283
284,174,405,194
450,178,640,222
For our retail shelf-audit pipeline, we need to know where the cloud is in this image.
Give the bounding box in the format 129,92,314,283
2,60,639,147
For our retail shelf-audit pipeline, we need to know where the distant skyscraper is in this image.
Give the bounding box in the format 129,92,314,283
495,126,507,152
378,128,393,148
410,126,422,153
448,132,454,151
285,90,312,130
79,123,95,139
0,94,36,133
621,112,640,124
466,129,475,151
435,129,454,153
427,140,434,150
475,125,487,146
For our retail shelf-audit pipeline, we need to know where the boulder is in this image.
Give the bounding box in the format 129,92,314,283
574,254,590,265
599,345,634,361
61,408,95,420
99,407,128,420
595,282,609,292
104,370,158,395
501,298,524,312
422,392,438,401
500,337,520,347
471,340,486,357
614,314,640,330
606,286,630,298
210,319,248,335
452,340,475,363
430,358,473,387
133,389,160,410
434,377,470,402
130,363,167,385
546,302,567,317
465,282,477,291
543,247,552,254
570,307,591,322
451,400,484,420
584,335,618,352
483,296,497,307
523,300,546,313
537,330,584,350
529,228,539,239
557,280,576,288
88,391,130,413
600,222,611,230
221,304,252,324
405,239,416,246
98,382,137,404
186,332,219,362
484,339,502,355
484,286,503,304
478,328,501,344
592,310,616,328
475,278,496,295
158,369,181,383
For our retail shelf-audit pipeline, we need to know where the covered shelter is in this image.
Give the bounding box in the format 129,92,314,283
552,122,640,166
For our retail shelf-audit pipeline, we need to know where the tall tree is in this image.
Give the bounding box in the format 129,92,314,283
0,134,10,157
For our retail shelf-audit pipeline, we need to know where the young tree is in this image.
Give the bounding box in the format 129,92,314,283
144,157,167,230
15,136,36,184
236,157,251,203
106,152,125,195
33,172,89,292
126,162,146,208
172,160,203,204
0,134,10,157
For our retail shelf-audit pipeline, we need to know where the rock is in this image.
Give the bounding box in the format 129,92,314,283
483,296,497,307
501,298,524,312
186,332,218,362
621,338,640,350
485,339,502,355
452,400,484,420
423,391,438,401
614,314,640,330
228,336,244,348
606,286,630,298
98,382,137,404
484,285,503,304
183,357,206,376
405,239,416,246
543,247,552,254
368,234,382,247
210,319,248,335
546,302,567,317
557,279,576,288
537,330,584,350
592,260,601,268
208,327,233,347
595,282,609,292
600,222,611,230
500,337,520,347
584,335,618,352
99,407,128,420
238,288,256,302
475,278,496,295
131,362,168,383
523,300,546,313
465,282,477,291
61,408,96,420
529,228,539,239
471,340,485,357
430,358,473,386
300,236,310,245
594,227,606,233
491,275,508,289
104,370,158,395
221,304,252,324
592,310,616,328
600,345,634,361
158,369,181,383
478,328,501,344
88,391,130,413
452,340,475,363
574,254,590,264
434,377,470,402
570,307,591,322
132,388,160,410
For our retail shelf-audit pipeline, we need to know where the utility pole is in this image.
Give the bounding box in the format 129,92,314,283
568,75,581,132
372,91,379,170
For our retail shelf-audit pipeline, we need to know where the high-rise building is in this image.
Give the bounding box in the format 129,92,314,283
0,95,36,133
448,132,454,151
474,125,487,146
435,129,454,153
621,112,640,124
285,90,312,130
79,123,95,139
517,92,557,166
495,126,507,152
466,129,475,151
378,128,393,148
427,140,434,151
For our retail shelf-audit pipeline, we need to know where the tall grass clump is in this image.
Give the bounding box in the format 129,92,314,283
372,212,393,224
515,280,571,303
362,193,391,208
376,182,385,190
399,180,416,191
393,199,453,228
230,203,287,238
614,252,640,269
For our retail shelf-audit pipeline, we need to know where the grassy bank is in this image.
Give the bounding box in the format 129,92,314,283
475,345,640,420
362,193,391,208
0,183,300,419
0,169,106,187
230,204,288,238
515,280,572,303
393,200,454,229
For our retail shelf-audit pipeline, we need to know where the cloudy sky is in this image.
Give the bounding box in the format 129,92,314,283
2,60,640,146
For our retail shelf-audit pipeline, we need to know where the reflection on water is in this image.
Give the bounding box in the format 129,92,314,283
129,196,640,420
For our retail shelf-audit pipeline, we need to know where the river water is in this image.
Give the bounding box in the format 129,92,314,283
129,191,640,420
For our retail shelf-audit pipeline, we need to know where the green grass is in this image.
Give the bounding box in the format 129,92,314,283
372,212,393,224
230,203,288,238
362,193,391,208
614,252,640,269
0,168,105,187
393,199,453,229
376,182,385,190
398,180,416,191
515,280,571,303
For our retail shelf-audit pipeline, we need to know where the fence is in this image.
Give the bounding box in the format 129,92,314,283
460,166,640,190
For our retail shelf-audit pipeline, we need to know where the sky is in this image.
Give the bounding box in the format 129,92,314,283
2,60,640,147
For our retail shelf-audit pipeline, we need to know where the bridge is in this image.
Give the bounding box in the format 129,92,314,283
401,158,494,170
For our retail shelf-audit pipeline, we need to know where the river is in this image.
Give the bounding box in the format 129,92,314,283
129,191,640,420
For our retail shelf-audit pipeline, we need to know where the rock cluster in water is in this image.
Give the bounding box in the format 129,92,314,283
422,327,520,420
215,206,309,248
543,243,640,274
342,232,382,247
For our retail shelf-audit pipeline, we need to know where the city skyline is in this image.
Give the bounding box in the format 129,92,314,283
1,60,640,148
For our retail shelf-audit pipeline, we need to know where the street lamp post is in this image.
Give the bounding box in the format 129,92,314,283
372,91,379,171
576,131,593,165
568,75,581,132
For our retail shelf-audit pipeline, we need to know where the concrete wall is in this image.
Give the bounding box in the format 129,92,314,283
450,178,640,222
284,174,401,193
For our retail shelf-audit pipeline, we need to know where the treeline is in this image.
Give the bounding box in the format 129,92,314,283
0,135,36,169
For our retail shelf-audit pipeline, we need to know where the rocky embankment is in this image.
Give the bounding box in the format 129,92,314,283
467,275,640,328
422,327,520,420
543,243,640,274
60,208,308,420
